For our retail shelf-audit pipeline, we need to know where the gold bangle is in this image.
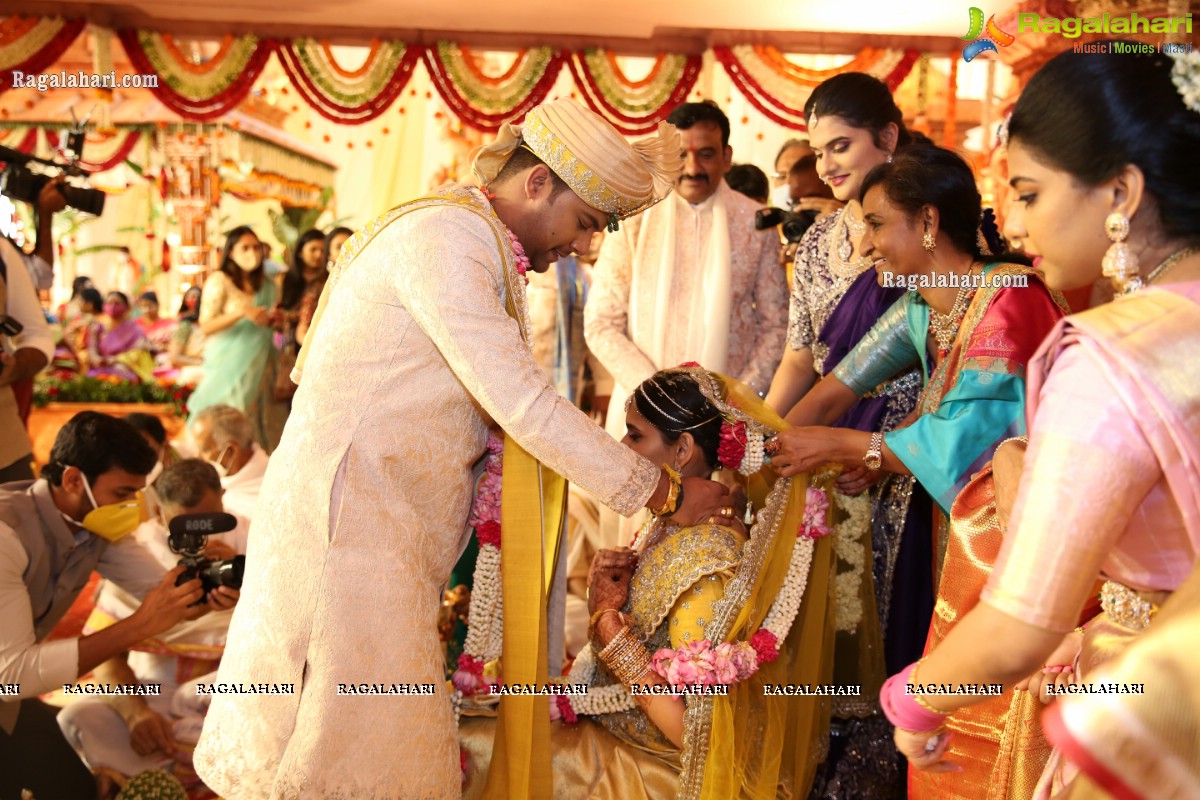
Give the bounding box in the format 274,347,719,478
909,659,951,716
996,435,1028,453
599,627,652,686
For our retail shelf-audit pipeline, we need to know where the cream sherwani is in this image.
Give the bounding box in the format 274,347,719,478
193,187,657,799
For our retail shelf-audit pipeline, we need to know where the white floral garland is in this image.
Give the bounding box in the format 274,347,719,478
1170,50,1200,114
461,544,503,662
759,536,816,641
562,644,637,715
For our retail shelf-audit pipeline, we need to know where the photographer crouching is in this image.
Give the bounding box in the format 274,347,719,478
0,412,238,799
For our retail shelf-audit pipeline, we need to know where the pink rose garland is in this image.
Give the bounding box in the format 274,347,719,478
649,639,759,687
800,486,831,539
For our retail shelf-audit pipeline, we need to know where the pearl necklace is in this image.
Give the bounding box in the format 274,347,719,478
928,284,975,356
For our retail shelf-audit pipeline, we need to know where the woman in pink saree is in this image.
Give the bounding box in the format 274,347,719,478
879,45,1200,799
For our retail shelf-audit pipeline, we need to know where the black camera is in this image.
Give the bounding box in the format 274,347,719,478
755,206,820,244
0,128,106,217
167,512,245,594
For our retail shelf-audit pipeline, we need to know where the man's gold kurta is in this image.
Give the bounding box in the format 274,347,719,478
194,188,657,799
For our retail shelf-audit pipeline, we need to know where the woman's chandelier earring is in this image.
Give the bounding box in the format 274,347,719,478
922,228,936,251
1102,212,1141,294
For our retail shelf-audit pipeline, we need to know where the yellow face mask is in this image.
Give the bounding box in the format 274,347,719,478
71,470,145,542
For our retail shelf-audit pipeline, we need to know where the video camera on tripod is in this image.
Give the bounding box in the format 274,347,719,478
0,114,106,217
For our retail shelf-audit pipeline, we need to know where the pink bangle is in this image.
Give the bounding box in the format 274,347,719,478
879,663,948,734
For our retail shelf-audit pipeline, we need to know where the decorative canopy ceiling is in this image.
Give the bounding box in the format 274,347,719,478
20,0,970,52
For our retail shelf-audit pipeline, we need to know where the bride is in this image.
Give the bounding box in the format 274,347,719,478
459,365,837,799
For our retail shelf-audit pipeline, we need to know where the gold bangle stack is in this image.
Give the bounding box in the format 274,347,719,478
651,464,683,517
598,624,651,687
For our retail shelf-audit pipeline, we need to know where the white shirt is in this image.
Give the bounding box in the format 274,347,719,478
219,445,268,554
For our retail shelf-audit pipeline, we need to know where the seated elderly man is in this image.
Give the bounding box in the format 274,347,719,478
59,459,236,796
0,412,237,800
188,405,268,554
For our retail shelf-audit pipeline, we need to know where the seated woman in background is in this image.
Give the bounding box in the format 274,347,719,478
88,291,155,382
135,291,177,355
57,275,95,325
460,366,837,799
155,287,205,384
65,286,103,370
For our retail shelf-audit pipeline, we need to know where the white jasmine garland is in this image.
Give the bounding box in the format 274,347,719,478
462,544,503,661
1170,51,1200,114
760,536,815,641
562,643,637,716
737,428,765,476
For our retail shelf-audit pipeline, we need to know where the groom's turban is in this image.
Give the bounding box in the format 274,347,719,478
471,99,682,231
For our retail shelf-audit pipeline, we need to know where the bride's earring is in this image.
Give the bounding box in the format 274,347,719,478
1102,212,1141,294
922,226,936,251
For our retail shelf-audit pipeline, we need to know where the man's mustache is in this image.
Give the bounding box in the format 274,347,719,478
679,174,709,182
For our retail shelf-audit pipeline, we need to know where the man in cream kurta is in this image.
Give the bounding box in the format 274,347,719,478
584,102,788,548
194,102,705,799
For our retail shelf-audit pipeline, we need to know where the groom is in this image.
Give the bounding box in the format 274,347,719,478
195,99,738,799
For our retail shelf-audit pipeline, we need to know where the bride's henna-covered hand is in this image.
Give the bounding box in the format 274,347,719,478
587,547,637,615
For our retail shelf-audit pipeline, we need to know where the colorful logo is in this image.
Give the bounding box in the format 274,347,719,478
962,7,1016,62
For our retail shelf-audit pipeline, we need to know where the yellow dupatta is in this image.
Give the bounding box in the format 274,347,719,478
674,370,836,800
297,187,567,799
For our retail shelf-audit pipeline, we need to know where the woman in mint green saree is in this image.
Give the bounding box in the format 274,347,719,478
187,226,288,452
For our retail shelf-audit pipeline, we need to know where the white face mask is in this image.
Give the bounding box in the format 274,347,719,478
209,445,234,480
231,251,261,272
146,459,164,486
771,183,795,210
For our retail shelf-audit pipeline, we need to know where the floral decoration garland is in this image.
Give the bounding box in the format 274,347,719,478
717,419,766,476
275,38,420,123
651,639,759,686
117,30,272,119
0,16,86,90
712,45,919,130
423,42,565,132
566,49,702,134
33,373,194,416
451,432,505,702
